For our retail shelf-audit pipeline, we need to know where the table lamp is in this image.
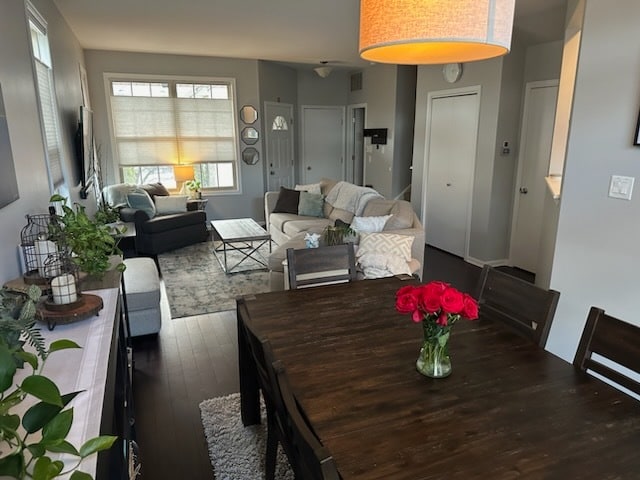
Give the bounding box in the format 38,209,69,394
174,164,195,193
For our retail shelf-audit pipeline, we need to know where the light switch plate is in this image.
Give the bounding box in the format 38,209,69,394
609,175,634,200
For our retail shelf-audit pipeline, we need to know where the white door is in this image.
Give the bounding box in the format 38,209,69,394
301,106,345,183
265,102,294,190
423,89,480,258
510,81,559,273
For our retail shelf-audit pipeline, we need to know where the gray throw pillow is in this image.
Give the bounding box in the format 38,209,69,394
127,189,156,218
273,187,300,214
298,191,324,217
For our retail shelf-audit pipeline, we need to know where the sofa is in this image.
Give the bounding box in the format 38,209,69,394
265,179,425,291
103,182,209,256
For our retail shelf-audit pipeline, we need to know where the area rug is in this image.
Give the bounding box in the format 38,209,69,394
199,393,294,480
158,241,270,318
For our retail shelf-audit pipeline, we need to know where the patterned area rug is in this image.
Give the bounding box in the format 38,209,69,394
158,241,270,319
199,393,294,480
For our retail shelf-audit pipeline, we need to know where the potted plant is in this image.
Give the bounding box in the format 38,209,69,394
184,179,202,200
49,195,125,278
0,284,116,479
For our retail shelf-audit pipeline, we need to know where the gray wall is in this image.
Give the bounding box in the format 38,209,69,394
545,0,640,362
0,0,85,284
84,50,265,221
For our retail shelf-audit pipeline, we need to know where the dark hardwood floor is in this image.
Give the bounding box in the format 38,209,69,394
131,245,530,479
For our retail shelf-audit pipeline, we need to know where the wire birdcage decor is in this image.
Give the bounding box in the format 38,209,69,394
20,207,82,306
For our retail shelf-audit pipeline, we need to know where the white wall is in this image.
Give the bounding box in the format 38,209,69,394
0,0,85,284
546,0,640,361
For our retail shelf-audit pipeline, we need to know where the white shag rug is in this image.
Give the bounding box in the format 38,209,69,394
199,393,294,480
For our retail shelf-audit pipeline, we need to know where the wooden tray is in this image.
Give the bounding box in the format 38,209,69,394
37,293,104,330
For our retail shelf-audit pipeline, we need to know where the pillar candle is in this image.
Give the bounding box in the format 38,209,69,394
51,274,77,305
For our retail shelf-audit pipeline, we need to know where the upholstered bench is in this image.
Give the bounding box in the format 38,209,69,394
123,257,161,337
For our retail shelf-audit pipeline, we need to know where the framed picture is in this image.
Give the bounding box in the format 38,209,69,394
634,109,640,146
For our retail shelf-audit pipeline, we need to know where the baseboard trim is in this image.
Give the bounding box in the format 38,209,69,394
465,256,510,268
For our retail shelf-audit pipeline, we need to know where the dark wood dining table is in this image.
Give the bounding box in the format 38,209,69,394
237,277,640,479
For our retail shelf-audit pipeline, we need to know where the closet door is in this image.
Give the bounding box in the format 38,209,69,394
423,90,480,258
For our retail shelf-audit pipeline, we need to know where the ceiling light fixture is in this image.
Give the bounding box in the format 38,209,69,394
314,66,333,78
359,0,515,65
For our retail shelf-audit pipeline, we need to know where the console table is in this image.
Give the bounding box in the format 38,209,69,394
14,286,134,479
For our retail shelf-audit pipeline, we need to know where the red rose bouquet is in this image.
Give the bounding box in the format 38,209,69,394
396,281,479,377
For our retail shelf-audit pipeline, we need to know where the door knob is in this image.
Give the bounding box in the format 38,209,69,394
307,166,312,170
270,171,274,175
519,187,528,194
446,183,452,187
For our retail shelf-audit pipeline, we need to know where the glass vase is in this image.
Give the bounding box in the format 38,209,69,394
416,334,452,378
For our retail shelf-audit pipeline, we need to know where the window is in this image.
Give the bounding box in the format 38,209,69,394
108,77,239,191
28,5,65,190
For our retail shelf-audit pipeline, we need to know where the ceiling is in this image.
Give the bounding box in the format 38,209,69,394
53,0,567,71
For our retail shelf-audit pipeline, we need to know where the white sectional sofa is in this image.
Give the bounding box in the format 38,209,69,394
265,179,425,291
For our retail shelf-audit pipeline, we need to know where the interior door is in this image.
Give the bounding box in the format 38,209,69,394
510,81,559,273
301,106,345,183
265,102,294,190
423,90,480,258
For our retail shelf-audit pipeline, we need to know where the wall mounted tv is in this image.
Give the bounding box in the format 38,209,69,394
75,105,93,199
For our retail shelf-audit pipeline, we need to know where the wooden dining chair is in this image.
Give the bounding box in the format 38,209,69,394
475,265,560,347
286,243,357,289
573,307,640,396
271,360,341,480
240,317,294,480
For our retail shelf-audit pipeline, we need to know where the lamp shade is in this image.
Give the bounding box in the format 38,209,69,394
174,164,195,182
359,0,515,65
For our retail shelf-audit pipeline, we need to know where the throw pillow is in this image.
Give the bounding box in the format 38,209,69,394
126,189,156,218
273,187,300,214
351,214,392,233
155,195,188,215
298,191,324,217
140,182,170,199
294,182,322,195
357,232,413,262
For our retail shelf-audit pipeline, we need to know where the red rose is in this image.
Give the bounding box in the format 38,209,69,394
439,287,464,314
436,312,449,326
420,290,441,315
423,281,448,296
461,294,479,320
395,286,421,321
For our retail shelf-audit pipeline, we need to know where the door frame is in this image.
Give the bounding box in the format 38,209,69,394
264,101,295,190
508,79,559,267
300,105,346,183
421,85,481,261
347,103,367,185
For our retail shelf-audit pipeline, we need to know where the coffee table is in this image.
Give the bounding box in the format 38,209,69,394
210,218,271,274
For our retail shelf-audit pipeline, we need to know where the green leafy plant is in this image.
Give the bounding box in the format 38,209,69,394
0,285,116,479
49,195,125,277
93,203,120,225
184,179,201,193
323,223,356,246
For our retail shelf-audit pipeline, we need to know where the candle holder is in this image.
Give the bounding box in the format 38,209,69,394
20,211,63,288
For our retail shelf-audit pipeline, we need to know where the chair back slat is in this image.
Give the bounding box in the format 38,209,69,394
272,360,341,480
475,265,560,347
574,307,640,396
287,243,357,289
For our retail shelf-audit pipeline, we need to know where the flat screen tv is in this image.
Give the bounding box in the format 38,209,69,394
76,105,93,199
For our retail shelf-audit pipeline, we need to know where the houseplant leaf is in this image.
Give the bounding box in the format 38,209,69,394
48,339,81,353
79,435,117,458
23,391,81,433
42,408,73,444
21,375,63,407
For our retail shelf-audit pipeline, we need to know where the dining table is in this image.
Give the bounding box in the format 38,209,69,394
236,276,640,479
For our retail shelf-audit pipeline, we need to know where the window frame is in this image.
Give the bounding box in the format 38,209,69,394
104,73,242,194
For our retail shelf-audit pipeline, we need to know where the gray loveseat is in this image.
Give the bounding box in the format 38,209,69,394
265,180,425,291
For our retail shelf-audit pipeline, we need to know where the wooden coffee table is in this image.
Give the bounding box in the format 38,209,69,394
210,218,271,274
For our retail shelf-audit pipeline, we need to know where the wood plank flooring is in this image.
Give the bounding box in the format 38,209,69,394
131,246,531,479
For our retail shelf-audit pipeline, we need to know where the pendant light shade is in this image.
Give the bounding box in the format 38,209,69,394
359,0,515,65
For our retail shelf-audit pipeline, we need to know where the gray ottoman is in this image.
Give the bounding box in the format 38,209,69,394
123,257,161,337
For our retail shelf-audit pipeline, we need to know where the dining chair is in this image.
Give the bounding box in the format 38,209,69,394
240,316,294,480
286,243,357,289
272,359,341,480
475,265,560,347
573,306,640,396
